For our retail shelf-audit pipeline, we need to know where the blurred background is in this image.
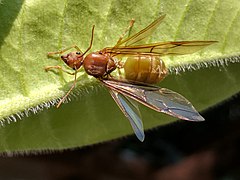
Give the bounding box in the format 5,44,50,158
0,92,239,180
0,1,239,179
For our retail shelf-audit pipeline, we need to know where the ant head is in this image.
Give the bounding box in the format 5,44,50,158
61,51,84,70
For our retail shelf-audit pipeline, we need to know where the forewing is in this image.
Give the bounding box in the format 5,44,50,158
108,41,217,56
115,14,166,47
143,87,205,121
103,80,205,122
108,89,145,142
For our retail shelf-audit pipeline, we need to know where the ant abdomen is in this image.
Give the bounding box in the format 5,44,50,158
123,55,168,84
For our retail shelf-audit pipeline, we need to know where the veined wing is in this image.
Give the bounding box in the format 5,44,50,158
107,41,217,56
115,14,166,47
102,79,205,122
108,89,145,142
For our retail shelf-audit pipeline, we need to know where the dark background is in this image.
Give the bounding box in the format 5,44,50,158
0,93,239,180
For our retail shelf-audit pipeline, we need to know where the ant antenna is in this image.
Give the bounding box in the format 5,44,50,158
81,25,95,57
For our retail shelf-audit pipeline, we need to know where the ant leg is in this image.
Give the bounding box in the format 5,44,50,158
45,66,78,107
116,60,124,69
117,66,123,79
115,60,125,79
44,66,75,75
47,45,83,56
116,19,135,45
57,70,78,108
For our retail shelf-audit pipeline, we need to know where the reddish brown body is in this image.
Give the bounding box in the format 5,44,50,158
60,51,117,78
83,52,117,77
61,52,83,70
60,51,167,84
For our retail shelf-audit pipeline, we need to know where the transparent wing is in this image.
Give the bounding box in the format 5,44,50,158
106,41,217,56
115,14,166,47
103,79,205,122
108,89,145,142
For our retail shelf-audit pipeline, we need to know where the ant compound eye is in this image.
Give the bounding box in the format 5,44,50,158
76,51,81,55
60,55,66,60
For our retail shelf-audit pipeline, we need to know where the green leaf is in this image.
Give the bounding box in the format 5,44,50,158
0,0,239,153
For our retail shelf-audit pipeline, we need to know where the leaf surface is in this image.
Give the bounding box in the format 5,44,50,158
0,0,239,153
